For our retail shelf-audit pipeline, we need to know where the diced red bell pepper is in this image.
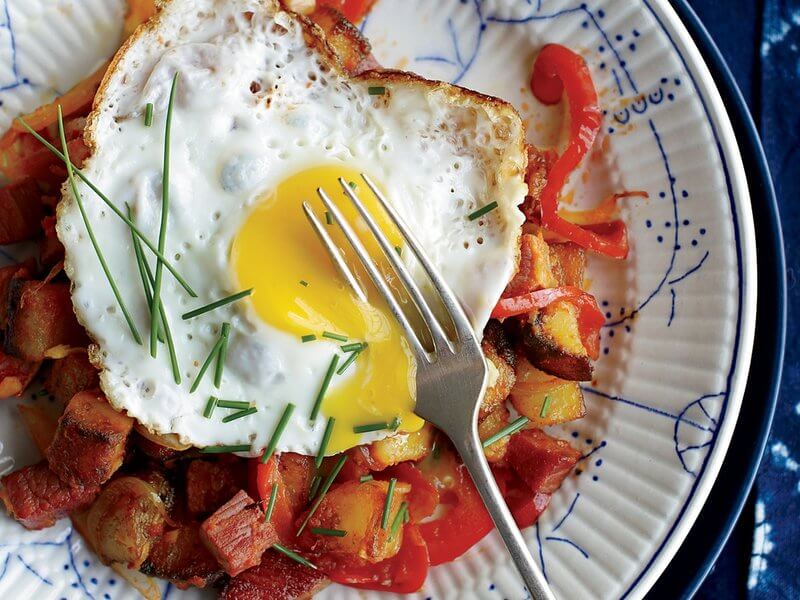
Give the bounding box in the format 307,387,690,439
507,430,581,494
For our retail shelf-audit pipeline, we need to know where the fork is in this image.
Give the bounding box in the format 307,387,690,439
303,174,556,600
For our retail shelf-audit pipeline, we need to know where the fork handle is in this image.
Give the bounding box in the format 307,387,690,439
453,430,556,600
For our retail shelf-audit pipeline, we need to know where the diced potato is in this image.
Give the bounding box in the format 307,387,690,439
521,300,593,381
504,233,558,297
17,404,60,454
278,452,316,515
548,242,586,288
365,423,435,471
298,479,410,563
185,459,247,518
511,358,585,427
44,350,99,405
142,525,222,589
478,404,511,464
481,321,515,418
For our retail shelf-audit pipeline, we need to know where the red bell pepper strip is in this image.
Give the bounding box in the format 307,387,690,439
323,525,430,593
381,462,440,523
318,0,377,23
251,457,296,543
531,44,630,259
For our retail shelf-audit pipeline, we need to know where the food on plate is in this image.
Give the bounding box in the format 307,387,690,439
0,0,642,596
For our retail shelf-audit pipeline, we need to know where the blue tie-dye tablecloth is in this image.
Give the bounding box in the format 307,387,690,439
688,0,797,598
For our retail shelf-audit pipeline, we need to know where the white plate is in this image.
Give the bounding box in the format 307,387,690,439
0,1,756,599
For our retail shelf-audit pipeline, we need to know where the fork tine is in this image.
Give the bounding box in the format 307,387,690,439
315,188,429,360
360,174,477,343
338,177,452,354
302,201,368,303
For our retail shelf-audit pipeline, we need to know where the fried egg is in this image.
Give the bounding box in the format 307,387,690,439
57,0,527,455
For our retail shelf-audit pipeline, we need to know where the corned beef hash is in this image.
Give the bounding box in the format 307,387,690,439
0,0,644,596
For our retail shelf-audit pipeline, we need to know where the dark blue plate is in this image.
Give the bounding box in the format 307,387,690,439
647,1,786,598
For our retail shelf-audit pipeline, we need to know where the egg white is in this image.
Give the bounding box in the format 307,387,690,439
57,0,527,454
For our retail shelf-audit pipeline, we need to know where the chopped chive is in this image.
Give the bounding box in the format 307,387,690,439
299,280,309,287
200,444,251,454
310,355,339,422
322,331,348,342
17,117,196,297
368,86,386,95
394,245,402,256
261,403,296,464
539,395,553,418
301,334,316,343
222,407,258,423
315,417,336,469
340,342,367,353
203,396,219,419
390,416,401,431
353,421,395,434
389,501,408,540
325,211,332,225
182,289,253,320
348,181,357,190
144,102,154,127
149,73,180,357
214,322,231,388
57,107,142,345
265,482,279,522
189,334,224,393
217,399,251,410
359,474,373,483
467,201,499,221
311,527,347,537
381,478,397,529
296,455,348,536
272,544,317,569
335,349,362,375
128,204,165,345
308,474,322,500
482,416,530,449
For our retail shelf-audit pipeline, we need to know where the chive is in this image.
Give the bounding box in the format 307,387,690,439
296,455,348,535
359,474,373,483
311,527,347,537
381,478,397,529
128,204,165,345
310,355,339,422
335,349,361,375
389,501,408,540
182,289,254,320
390,416,401,431
261,403,296,463
272,544,317,569
325,211,332,225
265,482,279,522
348,181,357,190
315,417,336,469
217,399,251,410
17,118,196,297
467,201,499,221
128,204,180,383
149,73,179,357
322,331,348,342
299,280,309,287
340,342,367,353
203,396,219,418
57,107,142,345
189,334,224,393
394,245,402,256
353,421,395,434
539,395,553,418
144,103,154,127
308,474,322,500
214,322,231,388
222,407,258,423
368,86,386,95
301,334,316,343
482,416,530,449
201,444,251,454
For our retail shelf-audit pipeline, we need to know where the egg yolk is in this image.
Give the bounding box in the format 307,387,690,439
232,165,424,453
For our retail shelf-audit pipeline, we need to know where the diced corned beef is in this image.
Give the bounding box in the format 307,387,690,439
46,390,133,487
0,461,98,529
508,429,582,494
221,549,329,600
0,260,35,332
0,351,39,397
5,280,89,361
44,351,99,405
0,179,43,245
185,459,246,517
200,490,278,577
141,524,223,589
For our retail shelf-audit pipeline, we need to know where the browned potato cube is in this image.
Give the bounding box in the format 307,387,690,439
548,242,586,287
479,403,511,464
142,524,222,589
511,358,586,427
504,233,558,297
45,351,99,405
365,423,435,471
481,321,516,418
521,300,593,381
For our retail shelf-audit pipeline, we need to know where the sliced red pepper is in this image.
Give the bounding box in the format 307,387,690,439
317,0,377,23
323,525,429,593
381,462,439,523
493,467,551,529
250,457,296,543
531,44,630,259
